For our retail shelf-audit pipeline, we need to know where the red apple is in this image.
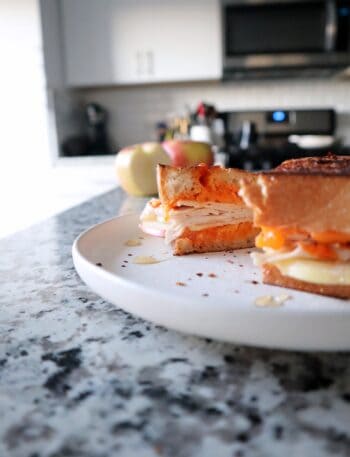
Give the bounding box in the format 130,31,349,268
162,140,214,167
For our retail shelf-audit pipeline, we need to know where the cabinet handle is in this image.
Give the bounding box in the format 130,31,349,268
136,51,142,76
147,50,154,75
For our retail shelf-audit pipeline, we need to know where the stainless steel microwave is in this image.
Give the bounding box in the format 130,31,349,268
222,0,350,78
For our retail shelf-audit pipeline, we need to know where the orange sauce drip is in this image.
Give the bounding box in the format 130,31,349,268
256,226,350,261
311,231,350,244
299,242,337,261
166,165,242,208
181,221,254,244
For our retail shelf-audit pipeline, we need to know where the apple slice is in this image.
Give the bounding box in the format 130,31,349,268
115,143,171,196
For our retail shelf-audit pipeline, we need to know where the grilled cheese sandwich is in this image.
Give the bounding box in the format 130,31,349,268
240,154,350,298
141,163,259,255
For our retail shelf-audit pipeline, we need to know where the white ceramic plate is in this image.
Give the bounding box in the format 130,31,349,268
72,214,350,351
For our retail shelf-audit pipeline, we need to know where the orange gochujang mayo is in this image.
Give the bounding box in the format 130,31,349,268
256,226,350,261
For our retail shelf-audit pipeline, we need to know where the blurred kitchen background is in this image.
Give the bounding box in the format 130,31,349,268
2,0,350,237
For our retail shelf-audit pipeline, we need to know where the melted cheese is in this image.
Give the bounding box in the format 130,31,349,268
272,258,350,286
253,245,350,285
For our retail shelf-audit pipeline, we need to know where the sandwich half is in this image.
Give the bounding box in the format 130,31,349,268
239,154,350,298
152,163,258,255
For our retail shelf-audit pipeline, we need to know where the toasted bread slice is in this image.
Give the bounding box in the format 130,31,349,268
240,173,350,234
157,164,255,208
156,164,257,255
240,154,350,298
275,153,350,174
262,263,350,299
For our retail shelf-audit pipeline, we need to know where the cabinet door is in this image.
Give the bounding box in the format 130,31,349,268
61,0,221,86
61,0,117,86
140,0,222,82
112,0,222,83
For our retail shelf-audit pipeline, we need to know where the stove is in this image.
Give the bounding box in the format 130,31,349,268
219,108,346,170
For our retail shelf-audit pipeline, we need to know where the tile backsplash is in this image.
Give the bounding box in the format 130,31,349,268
55,78,350,153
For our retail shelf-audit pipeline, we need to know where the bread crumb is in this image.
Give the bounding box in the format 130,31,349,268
125,239,142,247
196,273,203,277
255,296,275,307
176,282,186,287
208,273,217,278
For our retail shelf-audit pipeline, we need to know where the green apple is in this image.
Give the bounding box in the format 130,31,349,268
162,140,214,167
115,142,171,196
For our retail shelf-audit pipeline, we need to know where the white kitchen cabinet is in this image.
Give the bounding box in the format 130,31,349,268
61,0,221,86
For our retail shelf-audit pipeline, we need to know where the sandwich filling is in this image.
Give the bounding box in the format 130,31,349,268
140,199,253,244
139,199,167,237
253,226,350,285
165,201,253,244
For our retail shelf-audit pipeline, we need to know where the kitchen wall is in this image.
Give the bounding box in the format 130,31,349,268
70,78,350,150
43,0,350,155
0,0,52,167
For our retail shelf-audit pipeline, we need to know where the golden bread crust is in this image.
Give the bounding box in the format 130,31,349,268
157,164,255,206
262,263,350,299
240,174,350,234
275,154,350,174
172,222,259,255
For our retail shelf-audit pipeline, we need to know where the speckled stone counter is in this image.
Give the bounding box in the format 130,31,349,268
1,188,350,457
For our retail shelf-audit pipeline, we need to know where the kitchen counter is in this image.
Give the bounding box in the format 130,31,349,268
1,188,350,457
0,156,117,239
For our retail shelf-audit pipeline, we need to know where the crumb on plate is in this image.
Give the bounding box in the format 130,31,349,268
255,294,291,308
133,256,161,265
125,239,142,247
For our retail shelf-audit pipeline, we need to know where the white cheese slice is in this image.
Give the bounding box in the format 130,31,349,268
272,258,350,286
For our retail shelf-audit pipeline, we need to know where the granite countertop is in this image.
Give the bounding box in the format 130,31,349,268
1,188,350,457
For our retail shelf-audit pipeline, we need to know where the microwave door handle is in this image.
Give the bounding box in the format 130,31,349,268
325,0,337,51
